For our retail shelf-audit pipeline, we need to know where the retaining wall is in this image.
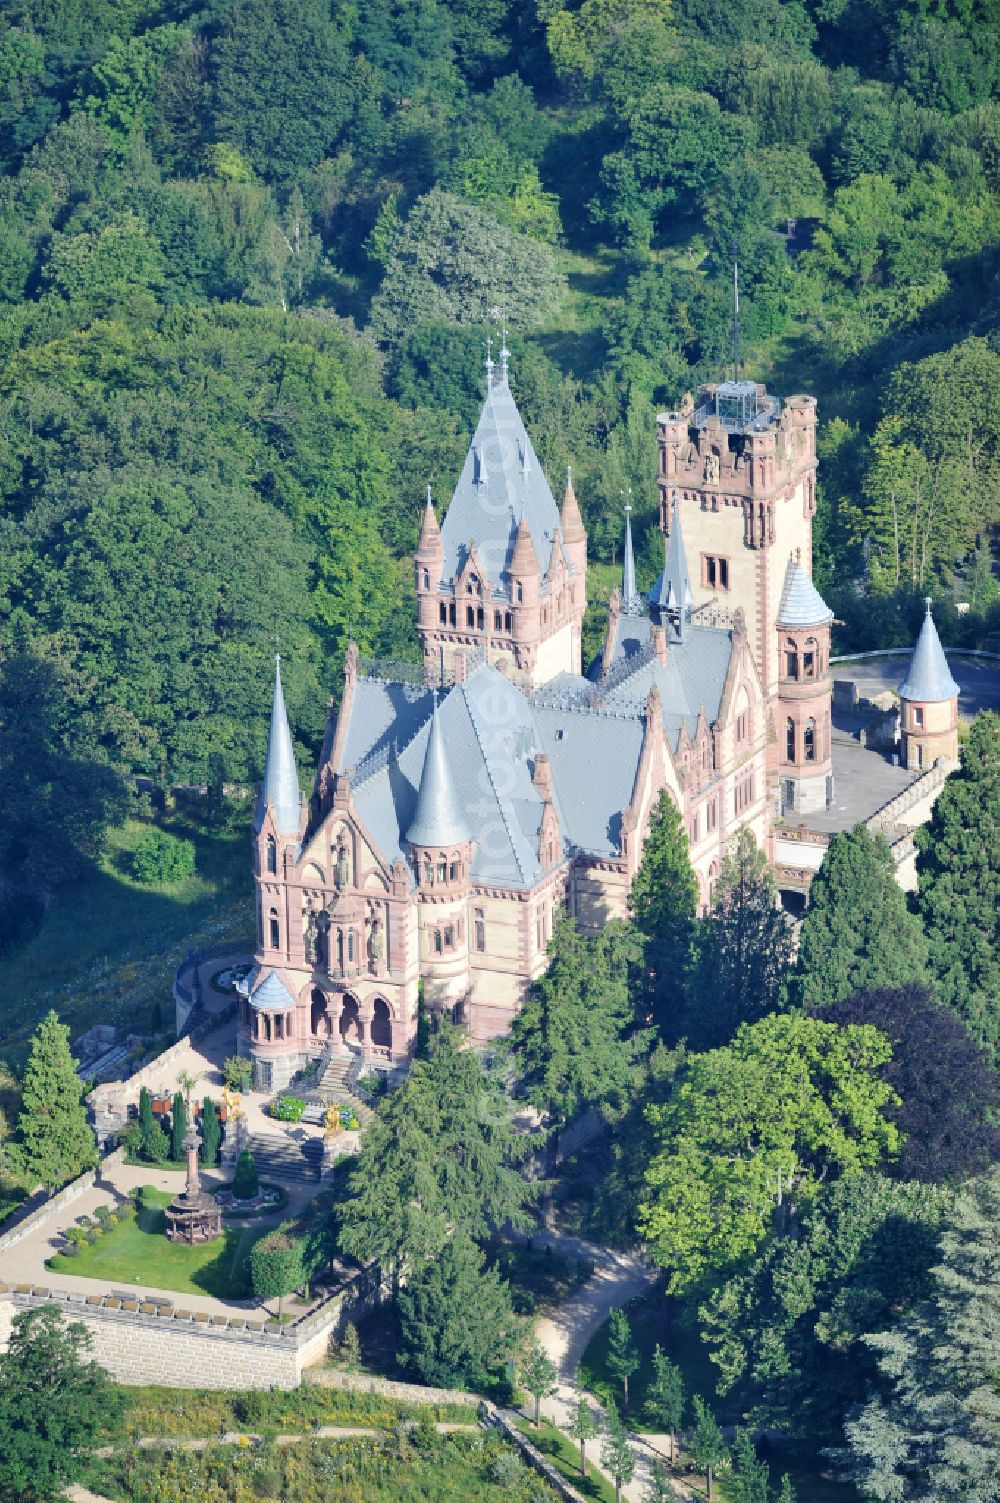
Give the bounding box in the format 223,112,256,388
0,1149,125,1255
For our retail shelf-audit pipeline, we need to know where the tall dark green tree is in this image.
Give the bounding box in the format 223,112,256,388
200,1097,221,1167
338,1024,536,1274
397,1229,517,1390
833,1169,1000,1500
788,825,928,1013
169,1090,187,1162
686,827,794,1050
510,917,644,1126
6,1013,96,1193
0,1306,125,1502
915,712,1000,1061
689,1396,727,1501
629,788,698,1037
606,1307,640,1410
644,1344,685,1459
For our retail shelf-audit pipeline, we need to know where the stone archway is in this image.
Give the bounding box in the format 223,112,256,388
311,988,330,1038
371,997,391,1051
339,993,362,1045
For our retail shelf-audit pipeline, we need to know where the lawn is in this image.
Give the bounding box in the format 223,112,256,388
513,1417,617,1503
0,809,254,1060
47,1188,267,1299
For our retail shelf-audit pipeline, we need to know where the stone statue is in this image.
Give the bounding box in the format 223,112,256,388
304,903,318,966
705,453,720,485
315,907,330,972
368,915,385,968
335,842,350,888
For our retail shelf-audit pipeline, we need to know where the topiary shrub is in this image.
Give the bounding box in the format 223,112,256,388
232,1150,260,1200
131,828,196,885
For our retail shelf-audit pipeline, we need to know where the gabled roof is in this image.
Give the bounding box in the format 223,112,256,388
439,374,563,585
405,698,469,848
255,658,301,836
898,603,959,703
776,559,833,628
250,970,296,1011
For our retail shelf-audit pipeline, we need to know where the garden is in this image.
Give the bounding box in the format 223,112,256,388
82,1427,560,1503
47,1187,268,1300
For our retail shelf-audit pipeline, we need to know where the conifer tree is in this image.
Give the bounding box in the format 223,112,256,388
689,1395,727,1501
520,1340,558,1425
601,1402,637,1503
687,827,794,1049
398,1231,517,1391
834,1168,1000,1500
915,711,1000,1061
568,1395,600,1474
788,824,928,1012
7,1012,96,1192
729,1430,771,1503
629,788,699,1035
200,1096,221,1167
607,1307,640,1409
644,1344,685,1459
137,1086,167,1164
169,1090,186,1161
645,1459,675,1502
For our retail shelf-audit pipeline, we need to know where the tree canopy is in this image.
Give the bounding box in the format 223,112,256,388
5,1012,96,1192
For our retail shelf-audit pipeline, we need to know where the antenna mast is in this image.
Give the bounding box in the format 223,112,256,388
731,242,741,384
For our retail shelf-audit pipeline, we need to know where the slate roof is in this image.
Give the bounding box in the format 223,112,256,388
328,663,651,888
250,969,296,1011
406,698,470,847
898,604,959,703
255,658,301,836
439,374,565,588
776,559,833,628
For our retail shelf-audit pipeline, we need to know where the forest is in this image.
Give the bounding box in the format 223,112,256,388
0,0,997,918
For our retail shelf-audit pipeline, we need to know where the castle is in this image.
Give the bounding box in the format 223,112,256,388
237,356,959,1088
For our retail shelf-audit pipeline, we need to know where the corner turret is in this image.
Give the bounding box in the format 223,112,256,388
898,601,959,770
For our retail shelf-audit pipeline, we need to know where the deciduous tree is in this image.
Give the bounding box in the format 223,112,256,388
606,1307,640,1410
249,1230,304,1320
568,1395,600,1474
519,1341,558,1425
601,1402,637,1503
689,1396,727,1501
644,1344,685,1459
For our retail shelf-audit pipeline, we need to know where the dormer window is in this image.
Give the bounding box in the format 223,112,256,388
266,834,277,874
515,582,523,604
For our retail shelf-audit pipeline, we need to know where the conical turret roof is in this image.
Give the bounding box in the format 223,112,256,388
439,372,561,583
620,509,643,616
560,468,585,544
255,657,301,836
416,486,443,560
776,558,833,628
649,501,693,620
510,514,540,577
406,696,469,848
898,602,959,703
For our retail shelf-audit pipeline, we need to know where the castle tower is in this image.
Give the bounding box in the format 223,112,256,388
406,695,473,1012
898,601,959,770
417,356,586,687
657,383,817,696
253,656,304,964
774,558,833,813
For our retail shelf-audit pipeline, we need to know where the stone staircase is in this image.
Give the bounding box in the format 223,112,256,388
248,1131,324,1186
314,1052,376,1126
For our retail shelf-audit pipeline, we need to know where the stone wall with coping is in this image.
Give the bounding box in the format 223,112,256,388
0,1149,125,1255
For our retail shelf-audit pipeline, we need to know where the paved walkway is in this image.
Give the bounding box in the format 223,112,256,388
520,1229,688,1501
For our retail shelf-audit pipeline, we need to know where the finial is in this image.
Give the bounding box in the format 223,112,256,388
426,483,433,508
925,596,933,613
566,464,572,486
499,304,510,382
485,334,494,388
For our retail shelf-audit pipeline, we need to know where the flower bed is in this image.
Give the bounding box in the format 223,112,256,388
213,1181,288,1217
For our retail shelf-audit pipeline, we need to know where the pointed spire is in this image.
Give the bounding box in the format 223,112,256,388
256,657,301,835
485,334,494,389
898,600,959,703
776,557,832,628
416,484,443,562
620,505,643,617
560,466,585,544
649,500,692,636
406,696,469,847
510,513,540,578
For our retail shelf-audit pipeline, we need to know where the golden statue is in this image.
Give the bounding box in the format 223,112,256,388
323,1104,341,1139
223,1082,242,1122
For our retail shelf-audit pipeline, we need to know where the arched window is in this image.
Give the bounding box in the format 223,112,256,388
347,930,355,962
476,607,484,630
337,929,344,969
474,909,485,952
422,568,430,590
803,639,816,678
437,857,448,882
805,719,816,761
785,643,798,680
439,602,448,624
448,602,456,626
494,611,502,631
423,857,433,886
269,909,280,949
504,612,512,632
466,605,475,628
515,582,523,604
266,835,277,874
433,930,442,954
786,719,796,761
449,859,459,881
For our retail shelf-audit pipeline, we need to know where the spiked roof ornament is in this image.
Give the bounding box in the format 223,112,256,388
898,600,959,703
